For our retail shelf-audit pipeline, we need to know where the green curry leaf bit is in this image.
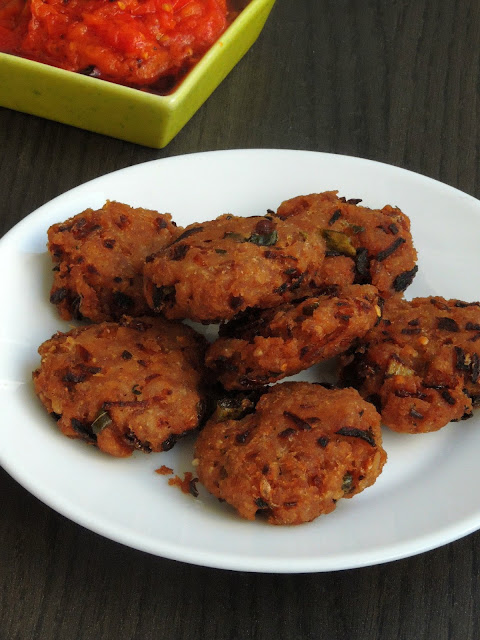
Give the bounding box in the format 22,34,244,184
348,224,366,234
246,230,278,247
341,472,354,493
321,229,357,257
223,232,246,243
91,410,112,435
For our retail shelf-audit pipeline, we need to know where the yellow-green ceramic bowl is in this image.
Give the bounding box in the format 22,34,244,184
0,0,275,148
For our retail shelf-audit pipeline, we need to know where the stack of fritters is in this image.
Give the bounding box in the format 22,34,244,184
34,189,477,525
38,202,209,459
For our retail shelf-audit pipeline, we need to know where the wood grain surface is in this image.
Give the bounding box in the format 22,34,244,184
1,1,480,638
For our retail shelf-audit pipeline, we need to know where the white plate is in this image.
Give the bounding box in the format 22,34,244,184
1,149,480,573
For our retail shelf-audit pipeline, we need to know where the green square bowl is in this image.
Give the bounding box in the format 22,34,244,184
0,0,275,148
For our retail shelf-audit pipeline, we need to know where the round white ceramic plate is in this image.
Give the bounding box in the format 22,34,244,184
1,149,480,573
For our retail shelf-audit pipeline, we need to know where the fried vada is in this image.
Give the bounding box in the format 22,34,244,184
143,213,327,323
48,201,179,322
275,191,418,299
195,381,386,525
206,284,381,389
33,316,208,457
340,296,480,432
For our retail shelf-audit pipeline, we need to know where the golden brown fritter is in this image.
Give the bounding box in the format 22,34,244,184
48,201,180,323
339,296,480,433
33,316,208,457
143,213,327,323
275,191,418,298
206,285,381,389
195,382,386,525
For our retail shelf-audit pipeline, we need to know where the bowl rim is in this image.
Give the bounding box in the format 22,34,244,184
0,0,275,106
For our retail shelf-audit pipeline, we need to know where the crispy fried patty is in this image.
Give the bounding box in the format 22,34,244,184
206,285,381,389
275,191,418,298
48,201,179,322
195,382,386,525
143,213,327,323
33,316,208,457
339,296,480,433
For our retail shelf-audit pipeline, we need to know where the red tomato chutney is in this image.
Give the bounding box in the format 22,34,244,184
0,0,230,89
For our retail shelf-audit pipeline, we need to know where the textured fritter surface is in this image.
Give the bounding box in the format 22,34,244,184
275,191,418,299
206,285,381,389
143,213,327,323
195,382,386,525
340,297,480,433
33,316,208,457
48,201,180,323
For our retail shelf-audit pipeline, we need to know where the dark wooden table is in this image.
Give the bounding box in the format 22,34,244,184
2,1,480,638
